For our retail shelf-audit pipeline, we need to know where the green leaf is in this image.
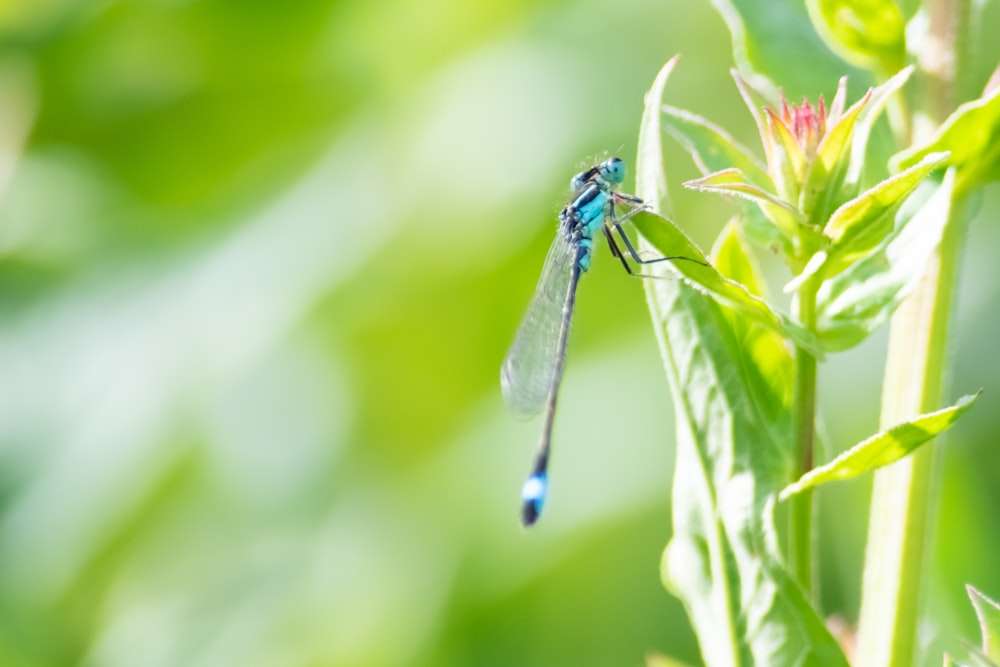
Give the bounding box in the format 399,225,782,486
805,0,906,75
816,169,954,351
708,0,865,98
661,100,791,255
685,167,805,240
969,586,1000,662
785,150,948,293
779,391,980,498
823,151,949,267
636,55,680,214
893,83,1000,194
636,58,849,667
844,65,914,192
637,60,816,355
631,208,821,357
800,87,870,223
646,260,848,667
763,106,807,205
710,220,794,422
661,105,771,187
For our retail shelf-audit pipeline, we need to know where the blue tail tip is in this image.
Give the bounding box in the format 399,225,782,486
520,474,547,527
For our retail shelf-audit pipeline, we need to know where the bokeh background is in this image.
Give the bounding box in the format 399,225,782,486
0,1,997,665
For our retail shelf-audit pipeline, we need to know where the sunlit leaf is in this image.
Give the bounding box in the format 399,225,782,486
661,105,771,187
661,100,790,254
685,167,804,239
844,65,914,191
893,83,1000,194
800,87,870,223
636,57,849,667
823,151,949,266
764,106,807,204
631,208,821,356
780,391,980,498
816,169,953,351
636,55,682,213
710,220,795,423
969,586,1000,661
805,0,906,74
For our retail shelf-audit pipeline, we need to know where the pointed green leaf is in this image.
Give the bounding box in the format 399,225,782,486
828,75,847,120
732,70,772,164
817,169,953,351
637,59,849,667
638,60,814,354
636,56,681,215
844,65,914,191
805,0,906,75
969,586,1000,661
662,96,791,256
823,151,949,269
647,254,847,667
711,220,795,421
800,88,871,223
764,107,807,204
631,208,821,357
780,391,980,498
661,104,771,187
893,83,1000,194
686,167,805,239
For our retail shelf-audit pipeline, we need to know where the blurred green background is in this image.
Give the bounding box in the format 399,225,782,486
0,1,997,665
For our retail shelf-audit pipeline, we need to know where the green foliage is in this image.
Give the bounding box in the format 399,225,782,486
893,82,1000,195
684,167,808,240
637,60,850,667
969,586,1000,663
634,3,986,657
3,1,999,667
780,391,981,497
660,102,791,253
815,169,955,350
820,151,948,270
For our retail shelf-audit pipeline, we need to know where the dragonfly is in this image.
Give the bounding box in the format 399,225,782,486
501,157,704,526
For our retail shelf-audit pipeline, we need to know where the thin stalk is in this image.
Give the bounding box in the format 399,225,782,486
856,0,970,664
789,274,819,597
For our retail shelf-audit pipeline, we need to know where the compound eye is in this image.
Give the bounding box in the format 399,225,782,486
569,171,587,192
600,157,626,184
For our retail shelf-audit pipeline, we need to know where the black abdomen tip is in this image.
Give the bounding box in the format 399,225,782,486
520,473,547,527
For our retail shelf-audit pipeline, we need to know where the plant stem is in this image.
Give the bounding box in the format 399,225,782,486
789,274,819,597
855,191,965,667
856,1,969,664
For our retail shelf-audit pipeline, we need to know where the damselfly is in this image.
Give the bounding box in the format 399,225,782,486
501,157,700,526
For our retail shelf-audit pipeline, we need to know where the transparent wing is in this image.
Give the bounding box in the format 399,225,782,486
501,232,576,418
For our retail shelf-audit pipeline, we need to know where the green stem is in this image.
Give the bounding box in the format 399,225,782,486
789,274,819,597
855,192,965,667
856,1,969,663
